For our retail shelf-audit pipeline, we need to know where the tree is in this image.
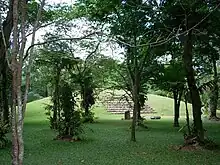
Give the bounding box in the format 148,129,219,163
209,54,219,119
194,39,219,120
10,0,46,164
156,60,185,127
100,0,155,141
158,0,220,143
0,0,13,124
55,82,83,140
72,63,96,123
37,43,78,129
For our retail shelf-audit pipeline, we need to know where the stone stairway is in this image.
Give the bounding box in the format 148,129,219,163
104,96,156,114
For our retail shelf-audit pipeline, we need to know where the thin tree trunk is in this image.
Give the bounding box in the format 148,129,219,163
137,100,141,120
11,0,19,164
131,53,140,142
45,86,48,97
184,90,191,136
173,89,183,127
11,66,19,165
85,106,89,116
131,78,138,142
53,69,61,129
16,1,28,163
82,85,89,116
0,0,14,123
130,29,139,142
0,51,9,123
22,0,46,116
0,64,4,121
84,87,89,117
173,90,179,127
182,29,204,142
209,57,219,119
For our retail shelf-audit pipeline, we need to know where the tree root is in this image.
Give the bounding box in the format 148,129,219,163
177,135,219,151
136,120,148,129
209,116,220,121
53,135,81,142
128,120,148,130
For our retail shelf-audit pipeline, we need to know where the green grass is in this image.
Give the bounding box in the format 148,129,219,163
147,94,191,116
1,96,220,165
147,94,220,118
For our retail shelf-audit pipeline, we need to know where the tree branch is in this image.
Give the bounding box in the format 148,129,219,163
23,32,102,60
113,2,220,48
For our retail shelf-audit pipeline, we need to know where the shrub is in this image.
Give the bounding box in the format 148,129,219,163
58,83,84,139
27,92,43,103
57,110,84,139
82,110,95,123
45,104,55,129
45,83,84,140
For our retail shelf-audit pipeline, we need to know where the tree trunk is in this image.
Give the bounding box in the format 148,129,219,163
0,52,9,123
0,61,4,121
11,64,19,165
53,69,61,129
173,89,183,127
173,90,179,127
82,84,89,116
131,63,140,142
45,86,48,97
0,0,14,123
184,90,191,136
16,67,24,165
16,1,29,163
11,0,19,163
131,81,138,142
22,0,46,117
84,104,89,117
209,57,219,119
182,29,204,142
137,99,141,120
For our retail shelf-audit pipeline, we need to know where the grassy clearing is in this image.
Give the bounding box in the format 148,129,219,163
147,94,220,119
1,96,220,165
147,94,191,116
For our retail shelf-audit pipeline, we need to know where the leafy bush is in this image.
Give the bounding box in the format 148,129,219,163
27,92,43,103
82,110,95,123
80,75,96,123
57,110,84,139
45,83,84,140
45,104,55,129
58,83,84,139
0,121,9,148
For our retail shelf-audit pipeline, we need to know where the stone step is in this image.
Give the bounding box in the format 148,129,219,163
107,109,154,112
104,97,155,115
108,111,157,114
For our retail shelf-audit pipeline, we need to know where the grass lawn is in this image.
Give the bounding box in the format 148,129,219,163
1,96,220,165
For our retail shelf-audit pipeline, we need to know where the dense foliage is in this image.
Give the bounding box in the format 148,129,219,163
58,83,83,139
0,121,9,148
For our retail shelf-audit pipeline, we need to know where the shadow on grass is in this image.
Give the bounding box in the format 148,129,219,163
2,117,220,165
23,117,220,144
